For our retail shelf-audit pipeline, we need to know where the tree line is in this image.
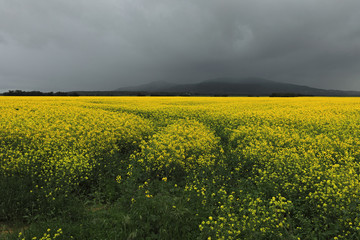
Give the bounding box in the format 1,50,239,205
3,90,79,96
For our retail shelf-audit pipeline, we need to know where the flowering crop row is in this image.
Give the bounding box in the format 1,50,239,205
1,96,360,239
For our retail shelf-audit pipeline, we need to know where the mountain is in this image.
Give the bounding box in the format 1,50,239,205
117,81,178,92
115,77,360,96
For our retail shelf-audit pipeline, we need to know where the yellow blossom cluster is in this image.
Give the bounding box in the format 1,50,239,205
0,97,152,193
2,96,360,239
18,228,63,240
132,119,221,178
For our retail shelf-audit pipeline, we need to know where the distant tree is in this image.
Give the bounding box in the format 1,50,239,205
3,90,78,96
270,92,299,97
69,92,79,96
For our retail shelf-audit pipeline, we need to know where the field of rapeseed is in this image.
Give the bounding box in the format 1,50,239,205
1,96,360,239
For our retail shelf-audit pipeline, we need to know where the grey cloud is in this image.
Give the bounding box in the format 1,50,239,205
0,0,360,91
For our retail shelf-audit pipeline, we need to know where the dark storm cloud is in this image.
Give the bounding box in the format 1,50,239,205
0,0,360,91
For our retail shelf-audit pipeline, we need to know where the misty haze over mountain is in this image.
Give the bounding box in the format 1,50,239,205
116,77,360,96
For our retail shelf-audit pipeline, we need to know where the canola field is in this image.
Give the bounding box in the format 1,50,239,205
1,96,360,239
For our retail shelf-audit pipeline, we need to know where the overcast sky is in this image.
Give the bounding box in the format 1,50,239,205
1,0,360,92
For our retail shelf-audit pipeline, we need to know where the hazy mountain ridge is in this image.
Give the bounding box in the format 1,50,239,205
116,78,360,96
118,81,179,92
3,78,359,96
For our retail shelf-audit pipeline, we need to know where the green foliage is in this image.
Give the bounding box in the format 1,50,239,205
2,97,360,239
131,119,221,181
